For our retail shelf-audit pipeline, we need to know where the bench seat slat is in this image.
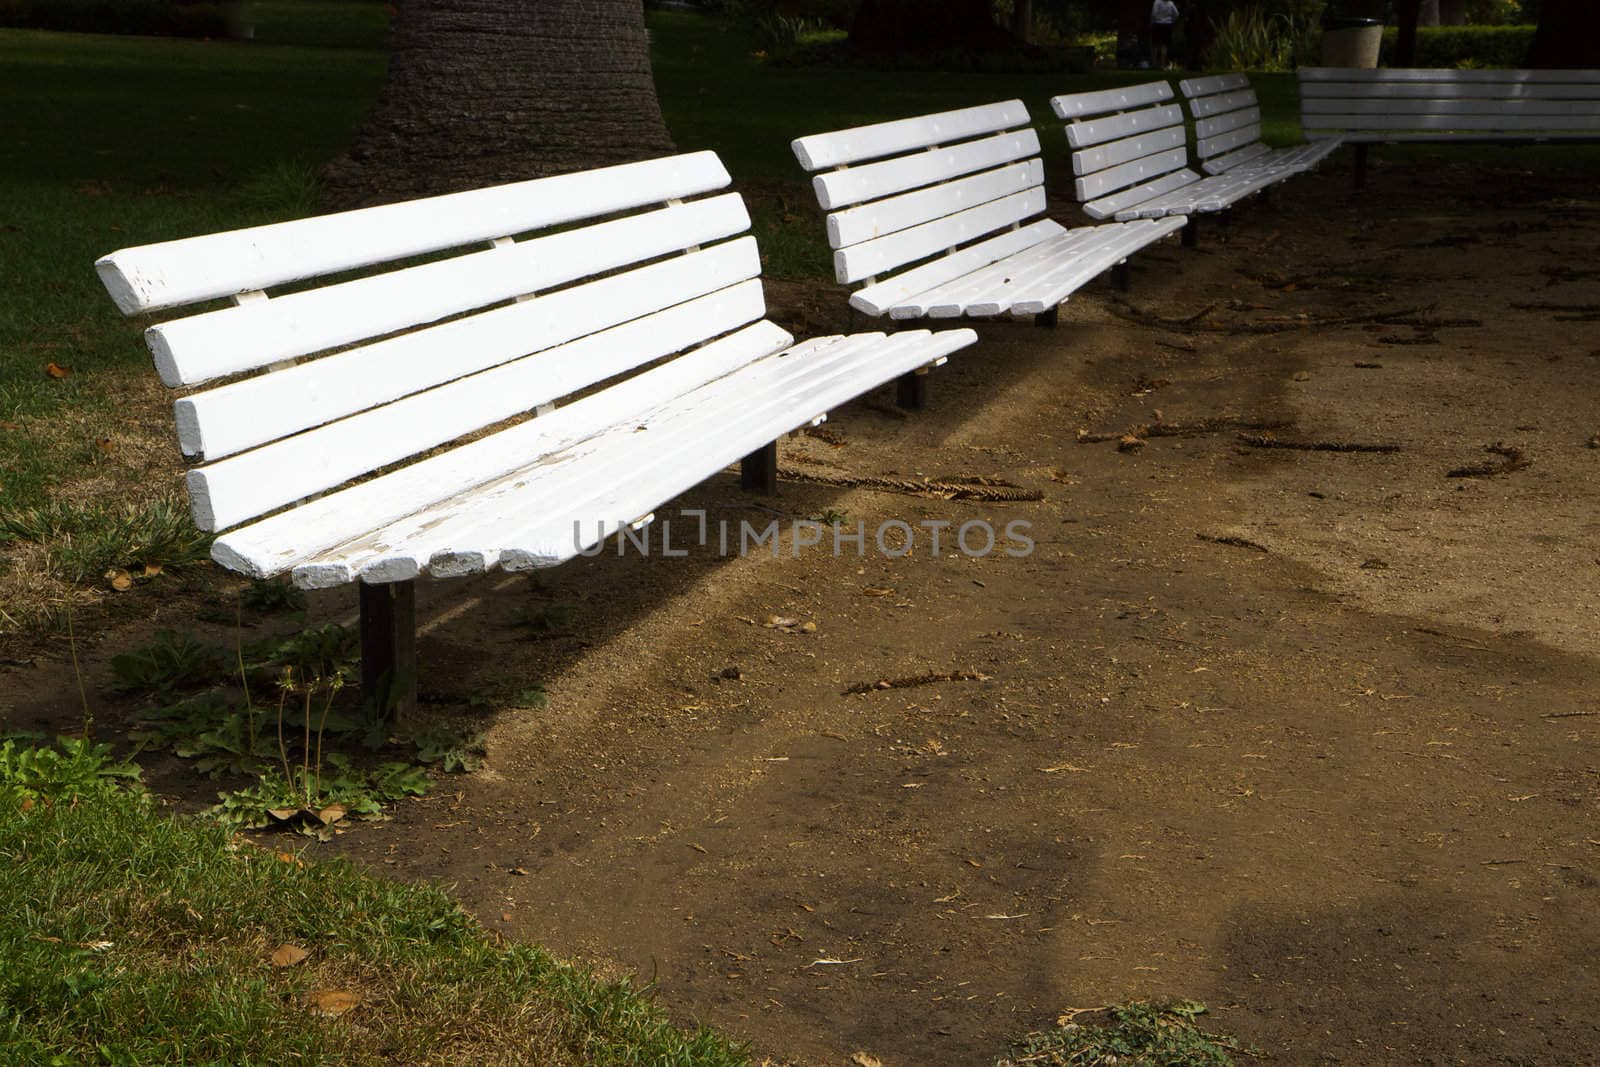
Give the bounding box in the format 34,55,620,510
826,160,1043,250
833,187,1047,285
977,216,1188,316
180,235,761,484
895,226,1108,318
791,100,1030,171
292,327,976,585
150,194,751,389
849,219,1063,317
1202,141,1273,175
1085,169,1203,221
213,318,797,579
96,152,732,314
812,129,1040,211
189,277,768,533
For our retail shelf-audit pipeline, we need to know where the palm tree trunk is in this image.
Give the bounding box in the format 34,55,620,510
323,0,675,207
1526,0,1600,68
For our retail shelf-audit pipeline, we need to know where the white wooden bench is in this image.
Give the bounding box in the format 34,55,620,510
1180,72,1341,178
1298,67,1600,187
1051,81,1281,247
790,100,1188,330
96,151,975,714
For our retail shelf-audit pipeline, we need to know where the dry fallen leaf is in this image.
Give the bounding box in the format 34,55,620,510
20,797,34,812
44,362,70,379
142,563,162,577
315,803,347,826
304,989,362,1017
270,943,309,968
850,1053,884,1067
106,569,132,592
273,850,305,868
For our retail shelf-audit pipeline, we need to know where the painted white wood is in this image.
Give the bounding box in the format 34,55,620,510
833,187,1047,285
825,160,1043,249
791,100,1030,171
960,220,1151,316
1180,73,1250,98
148,195,751,389
1301,98,1600,118
1009,216,1188,314
901,227,1104,318
189,280,769,531
1196,121,1265,161
95,152,732,314
812,129,1039,210
1202,141,1273,175
215,318,798,580
1301,81,1600,101
1073,147,1190,202
1049,81,1173,120
1306,130,1597,143
1186,87,1258,120
1070,124,1187,177
1086,169,1202,220
1299,66,1600,84
1305,112,1600,133
1062,103,1184,149
848,219,1061,317
178,236,762,473
1195,105,1261,141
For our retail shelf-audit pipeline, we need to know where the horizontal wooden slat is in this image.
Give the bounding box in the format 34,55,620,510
95,152,731,314
1197,122,1264,161
849,219,1062,317
1301,98,1600,117
791,100,1030,171
833,188,1046,285
188,279,768,532
1062,104,1184,149
1188,88,1257,121
1085,169,1199,220
1180,73,1250,98
898,226,1102,318
1006,216,1188,315
212,318,798,579
1304,113,1600,132
1050,81,1173,120
1195,105,1261,140
1299,66,1600,83
1203,142,1273,175
1301,81,1600,101
178,236,762,468
826,160,1043,249
1074,146,1189,202
811,129,1039,210
1071,124,1186,177
1304,130,1598,143
149,194,752,388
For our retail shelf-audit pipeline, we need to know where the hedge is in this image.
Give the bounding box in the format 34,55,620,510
1378,24,1537,68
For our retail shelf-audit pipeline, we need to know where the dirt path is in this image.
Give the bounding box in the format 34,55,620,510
7,157,1600,1064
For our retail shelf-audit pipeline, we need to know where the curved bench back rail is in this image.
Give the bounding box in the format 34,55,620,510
1179,73,1270,174
789,102,1056,300
96,153,798,585
1298,67,1600,142
1051,81,1202,221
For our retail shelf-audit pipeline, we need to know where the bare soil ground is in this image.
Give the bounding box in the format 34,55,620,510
5,153,1600,1064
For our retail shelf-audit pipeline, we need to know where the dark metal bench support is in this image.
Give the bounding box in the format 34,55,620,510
895,370,929,410
1113,261,1131,292
1353,143,1369,190
1034,305,1060,329
741,440,779,493
360,578,416,722
1182,218,1199,248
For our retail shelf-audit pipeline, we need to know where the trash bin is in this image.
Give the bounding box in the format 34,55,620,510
1321,12,1383,68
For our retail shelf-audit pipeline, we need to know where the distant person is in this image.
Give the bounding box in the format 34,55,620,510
1150,0,1179,70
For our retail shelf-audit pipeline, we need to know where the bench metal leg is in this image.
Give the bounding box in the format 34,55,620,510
741,440,779,494
895,370,929,410
1182,219,1199,248
1033,305,1060,329
360,578,416,722
1353,144,1369,190
1113,261,1131,292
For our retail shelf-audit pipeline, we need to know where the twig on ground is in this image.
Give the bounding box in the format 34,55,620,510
1196,533,1269,553
843,670,990,696
776,467,1042,502
1238,433,1400,454
1447,443,1530,479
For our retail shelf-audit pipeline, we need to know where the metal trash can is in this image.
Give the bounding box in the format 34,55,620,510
1321,12,1383,68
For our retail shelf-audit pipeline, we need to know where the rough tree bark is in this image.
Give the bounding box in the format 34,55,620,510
1526,0,1600,68
1418,0,1440,27
323,0,675,207
1394,0,1422,66
850,0,1013,55
1438,0,1467,26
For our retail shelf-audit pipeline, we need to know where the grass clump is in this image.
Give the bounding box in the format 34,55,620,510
0,738,748,1064
0,495,212,582
998,1001,1254,1066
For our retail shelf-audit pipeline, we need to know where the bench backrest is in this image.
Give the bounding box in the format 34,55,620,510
1298,67,1600,139
97,151,788,542
1179,73,1270,174
790,101,1047,289
1050,81,1197,220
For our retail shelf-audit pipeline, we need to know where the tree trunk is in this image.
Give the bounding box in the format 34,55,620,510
323,0,675,208
1418,0,1440,27
1526,0,1600,68
850,0,1013,54
1394,0,1422,66
1438,0,1467,26
1011,0,1034,44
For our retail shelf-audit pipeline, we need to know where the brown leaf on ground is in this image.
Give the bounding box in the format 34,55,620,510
304,989,362,1017
105,570,132,592
270,943,309,968
850,1053,884,1067
44,362,70,379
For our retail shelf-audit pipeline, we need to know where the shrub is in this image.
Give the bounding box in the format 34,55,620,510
1379,24,1536,68
0,0,233,39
